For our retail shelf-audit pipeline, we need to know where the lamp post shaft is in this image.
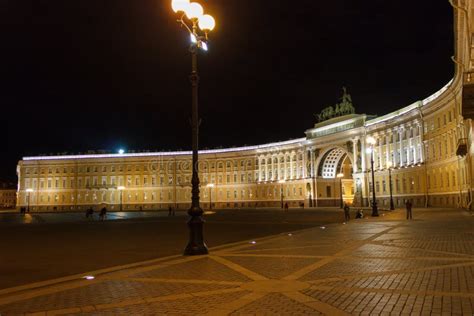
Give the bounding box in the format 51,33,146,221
280,185,284,209
339,178,343,209
389,168,395,210
27,193,30,213
209,188,212,210
120,191,123,212
184,24,208,255
370,151,379,216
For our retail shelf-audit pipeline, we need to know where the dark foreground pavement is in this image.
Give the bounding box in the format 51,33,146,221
0,208,472,315
0,208,347,290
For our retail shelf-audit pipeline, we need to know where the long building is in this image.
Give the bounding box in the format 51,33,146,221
16,2,474,212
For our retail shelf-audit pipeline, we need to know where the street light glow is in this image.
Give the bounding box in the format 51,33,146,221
184,2,204,20
118,149,125,155
117,186,126,190
201,41,208,51
337,173,344,178
26,188,34,192
206,183,215,188
190,33,197,43
366,136,376,145
171,0,190,13
199,14,215,31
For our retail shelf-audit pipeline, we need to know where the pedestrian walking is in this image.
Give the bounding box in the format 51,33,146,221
168,206,173,216
343,203,350,221
99,206,107,221
284,202,289,212
86,207,94,219
405,200,413,220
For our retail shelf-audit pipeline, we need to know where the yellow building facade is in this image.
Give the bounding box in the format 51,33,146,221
16,2,474,212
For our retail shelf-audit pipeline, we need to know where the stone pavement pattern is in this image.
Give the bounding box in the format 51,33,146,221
0,209,473,315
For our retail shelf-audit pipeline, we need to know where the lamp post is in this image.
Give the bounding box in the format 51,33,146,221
117,186,125,211
26,188,33,213
172,0,215,255
366,136,379,216
278,180,285,209
337,173,344,208
386,161,395,211
206,183,214,210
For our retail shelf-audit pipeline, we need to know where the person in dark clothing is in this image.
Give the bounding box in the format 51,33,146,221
355,209,364,219
99,207,107,221
168,206,173,216
284,202,289,212
405,200,413,220
86,208,94,219
343,203,350,221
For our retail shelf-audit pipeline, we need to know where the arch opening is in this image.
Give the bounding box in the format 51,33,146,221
316,147,355,206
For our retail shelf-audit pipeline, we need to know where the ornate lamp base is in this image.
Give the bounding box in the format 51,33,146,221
184,211,209,256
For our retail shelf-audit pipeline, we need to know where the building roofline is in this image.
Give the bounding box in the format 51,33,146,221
22,138,307,161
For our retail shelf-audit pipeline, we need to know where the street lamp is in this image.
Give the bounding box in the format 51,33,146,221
366,136,379,216
206,183,214,210
278,180,285,209
386,161,395,211
337,173,344,208
172,0,215,256
26,188,33,213
117,186,125,211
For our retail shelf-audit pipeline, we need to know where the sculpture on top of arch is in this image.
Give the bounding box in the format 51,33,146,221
315,87,356,122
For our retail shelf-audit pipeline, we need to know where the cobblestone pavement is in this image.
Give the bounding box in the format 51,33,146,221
0,208,473,315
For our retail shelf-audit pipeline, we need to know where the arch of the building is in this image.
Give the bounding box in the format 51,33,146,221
315,146,354,178
314,146,355,206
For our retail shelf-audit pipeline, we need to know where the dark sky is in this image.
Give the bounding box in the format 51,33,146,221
2,0,454,180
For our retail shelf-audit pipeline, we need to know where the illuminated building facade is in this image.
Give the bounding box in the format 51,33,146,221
15,3,474,211
0,182,16,209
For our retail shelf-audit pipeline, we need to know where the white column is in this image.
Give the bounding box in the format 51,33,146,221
399,128,404,167
352,139,358,173
406,127,411,165
302,149,307,179
378,133,383,170
265,155,269,181
290,152,294,179
361,139,367,172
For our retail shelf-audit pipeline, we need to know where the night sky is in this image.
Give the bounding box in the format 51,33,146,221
2,0,454,181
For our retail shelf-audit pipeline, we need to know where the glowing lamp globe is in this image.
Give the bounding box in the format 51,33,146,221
199,14,216,31
366,136,376,146
184,2,203,20
171,0,190,13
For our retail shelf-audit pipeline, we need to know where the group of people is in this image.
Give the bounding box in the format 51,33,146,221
343,203,364,221
85,206,108,220
19,207,29,214
343,199,414,222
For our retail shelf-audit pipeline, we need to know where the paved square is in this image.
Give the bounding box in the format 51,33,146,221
0,208,472,315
